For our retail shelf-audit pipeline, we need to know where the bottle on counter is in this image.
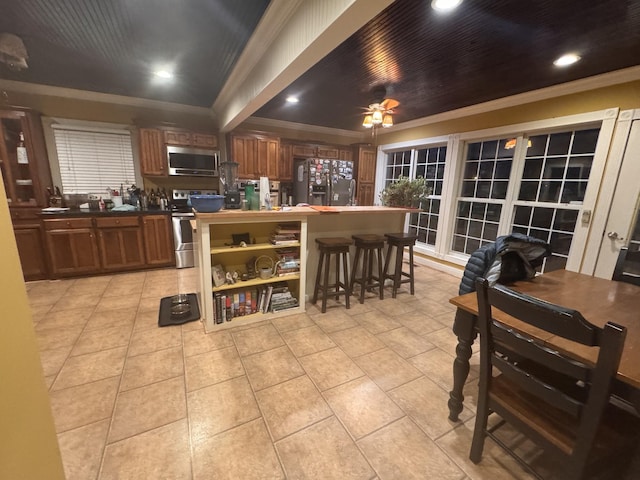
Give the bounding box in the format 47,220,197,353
99,196,105,211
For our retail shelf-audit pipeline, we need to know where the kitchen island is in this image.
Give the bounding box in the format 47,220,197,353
194,206,411,332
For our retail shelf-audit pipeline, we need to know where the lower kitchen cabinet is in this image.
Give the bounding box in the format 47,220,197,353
11,208,48,281
357,182,375,207
142,214,174,266
96,217,145,271
44,218,102,277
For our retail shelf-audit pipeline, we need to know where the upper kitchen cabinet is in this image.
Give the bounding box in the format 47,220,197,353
279,143,293,182
229,132,279,179
139,128,166,176
138,127,219,176
1,108,51,208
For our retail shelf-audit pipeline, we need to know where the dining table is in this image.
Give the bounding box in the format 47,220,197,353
447,269,640,421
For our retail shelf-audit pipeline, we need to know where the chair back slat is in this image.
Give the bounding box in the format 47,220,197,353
492,321,591,382
612,247,640,286
492,351,584,417
487,283,599,345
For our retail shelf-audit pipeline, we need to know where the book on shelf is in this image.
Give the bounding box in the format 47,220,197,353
275,223,301,234
225,296,233,321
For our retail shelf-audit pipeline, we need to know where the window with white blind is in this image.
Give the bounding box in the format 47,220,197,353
53,125,136,193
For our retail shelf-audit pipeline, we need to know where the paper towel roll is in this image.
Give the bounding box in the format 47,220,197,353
260,176,270,209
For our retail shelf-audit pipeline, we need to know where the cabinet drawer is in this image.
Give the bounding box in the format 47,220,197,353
95,216,140,228
10,207,41,222
44,218,93,230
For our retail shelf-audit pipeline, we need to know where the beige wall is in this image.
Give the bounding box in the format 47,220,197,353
0,178,65,479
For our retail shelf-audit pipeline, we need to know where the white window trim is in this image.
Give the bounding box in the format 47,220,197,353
376,108,621,273
41,117,143,192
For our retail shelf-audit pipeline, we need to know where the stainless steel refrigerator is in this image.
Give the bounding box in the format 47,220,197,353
293,158,356,206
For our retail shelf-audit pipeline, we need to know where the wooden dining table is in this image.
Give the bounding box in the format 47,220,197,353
447,269,640,421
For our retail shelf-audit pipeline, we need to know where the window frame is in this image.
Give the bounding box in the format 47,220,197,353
378,108,619,273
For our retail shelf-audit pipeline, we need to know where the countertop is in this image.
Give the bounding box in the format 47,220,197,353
195,205,413,221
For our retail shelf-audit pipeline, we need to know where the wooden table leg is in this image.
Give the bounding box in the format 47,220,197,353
448,309,477,421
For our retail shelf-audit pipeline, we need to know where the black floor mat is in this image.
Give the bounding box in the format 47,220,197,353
158,293,201,327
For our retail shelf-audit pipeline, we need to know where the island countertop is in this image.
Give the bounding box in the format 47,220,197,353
194,205,413,220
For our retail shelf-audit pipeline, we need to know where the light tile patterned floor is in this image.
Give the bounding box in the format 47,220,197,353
27,264,639,479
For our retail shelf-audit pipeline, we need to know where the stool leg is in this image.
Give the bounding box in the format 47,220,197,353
360,248,369,304
350,247,361,298
408,245,415,295
313,250,324,305
335,251,341,300
383,242,392,279
342,251,350,309
321,252,331,313
393,245,403,298
377,246,384,300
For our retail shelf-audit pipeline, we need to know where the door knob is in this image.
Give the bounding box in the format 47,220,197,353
607,231,623,240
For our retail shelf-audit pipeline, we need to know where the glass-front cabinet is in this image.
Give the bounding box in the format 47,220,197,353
0,109,50,207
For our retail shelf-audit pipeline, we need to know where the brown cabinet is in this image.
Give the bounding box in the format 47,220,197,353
95,217,145,271
139,128,166,176
1,109,51,208
12,208,48,281
355,146,377,206
279,143,293,182
339,148,354,162
316,146,339,159
44,218,101,277
139,128,218,176
142,214,174,266
229,132,279,179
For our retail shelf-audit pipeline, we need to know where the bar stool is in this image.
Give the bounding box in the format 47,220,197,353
312,237,352,313
383,232,418,298
350,234,385,304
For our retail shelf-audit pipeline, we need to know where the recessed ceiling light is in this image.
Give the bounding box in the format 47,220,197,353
553,53,581,67
286,96,299,103
153,69,174,80
431,0,463,12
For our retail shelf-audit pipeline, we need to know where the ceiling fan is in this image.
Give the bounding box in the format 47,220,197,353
362,86,399,129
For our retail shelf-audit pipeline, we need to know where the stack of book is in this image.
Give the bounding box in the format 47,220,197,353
268,283,299,312
213,288,259,324
270,223,301,246
275,247,300,277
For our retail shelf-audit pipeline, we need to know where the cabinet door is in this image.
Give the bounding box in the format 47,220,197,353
231,136,258,178
317,146,339,159
163,130,192,146
45,228,101,277
279,144,293,181
97,227,145,271
292,144,316,157
257,138,279,178
139,128,166,176
357,182,375,206
192,133,218,148
357,147,377,183
339,148,353,162
142,215,175,266
1,109,51,207
13,225,48,281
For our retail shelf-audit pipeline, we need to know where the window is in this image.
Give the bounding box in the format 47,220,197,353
452,138,514,254
52,123,136,193
384,145,448,247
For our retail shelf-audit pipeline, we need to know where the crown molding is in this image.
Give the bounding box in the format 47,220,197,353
389,66,640,132
0,78,214,116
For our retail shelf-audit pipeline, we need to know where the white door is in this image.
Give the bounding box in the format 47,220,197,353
593,112,640,278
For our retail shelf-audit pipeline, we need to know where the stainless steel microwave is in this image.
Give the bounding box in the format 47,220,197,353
167,145,219,177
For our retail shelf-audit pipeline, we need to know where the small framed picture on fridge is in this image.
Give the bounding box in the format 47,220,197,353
212,264,226,287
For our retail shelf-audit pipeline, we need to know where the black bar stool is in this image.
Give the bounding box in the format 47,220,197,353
383,232,418,298
312,237,352,313
350,234,385,304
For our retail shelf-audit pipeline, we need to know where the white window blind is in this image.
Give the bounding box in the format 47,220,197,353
53,126,135,193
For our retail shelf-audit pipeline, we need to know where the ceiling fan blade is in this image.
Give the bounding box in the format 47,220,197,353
381,98,399,110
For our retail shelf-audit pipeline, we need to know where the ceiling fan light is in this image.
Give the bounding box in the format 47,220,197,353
372,109,383,124
382,114,393,127
363,115,373,128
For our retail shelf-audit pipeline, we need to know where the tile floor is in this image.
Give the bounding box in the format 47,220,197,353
27,264,639,479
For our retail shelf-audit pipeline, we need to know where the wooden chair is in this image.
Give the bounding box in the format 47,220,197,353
471,278,640,480
612,246,640,286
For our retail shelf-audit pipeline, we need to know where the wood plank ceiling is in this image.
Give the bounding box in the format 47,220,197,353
1,0,639,131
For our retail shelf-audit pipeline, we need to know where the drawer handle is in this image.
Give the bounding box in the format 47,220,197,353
66,221,71,227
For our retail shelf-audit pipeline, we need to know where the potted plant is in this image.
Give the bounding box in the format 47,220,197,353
380,175,432,208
